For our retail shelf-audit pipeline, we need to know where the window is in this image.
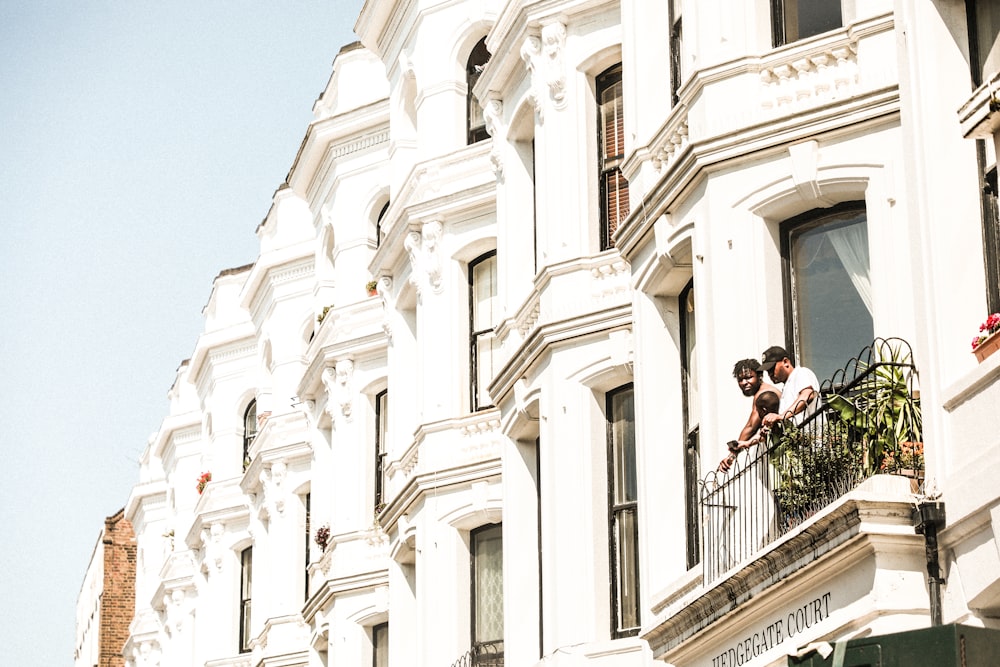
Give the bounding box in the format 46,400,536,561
597,65,629,250
375,201,389,249
374,389,389,511
239,547,253,653
373,623,389,667
471,523,504,664
669,0,683,105
243,400,257,472
771,0,842,47
304,493,311,601
782,202,873,381
967,1,1000,311
467,37,491,144
680,281,700,569
470,252,498,411
607,384,639,637
967,0,1000,86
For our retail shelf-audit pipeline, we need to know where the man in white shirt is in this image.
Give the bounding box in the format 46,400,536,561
758,345,819,427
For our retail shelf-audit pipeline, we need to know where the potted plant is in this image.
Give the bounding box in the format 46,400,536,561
366,280,379,296
824,341,922,477
196,471,212,495
769,419,863,527
314,524,331,552
972,312,1000,362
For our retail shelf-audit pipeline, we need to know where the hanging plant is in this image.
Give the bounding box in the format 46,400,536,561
314,524,331,552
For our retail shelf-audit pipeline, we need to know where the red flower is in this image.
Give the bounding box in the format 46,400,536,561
196,471,212,494
971,313,1000,350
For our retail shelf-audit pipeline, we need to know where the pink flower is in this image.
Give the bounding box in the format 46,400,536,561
971,313,1000,351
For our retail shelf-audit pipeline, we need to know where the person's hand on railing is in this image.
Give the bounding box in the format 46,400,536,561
718,435,763,472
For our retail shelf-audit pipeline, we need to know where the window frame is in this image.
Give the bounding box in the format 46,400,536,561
374,389,389,512
467,37,491,145
239,547,253,653
375,201,390,250
606,383,639,638
469,251,498,412
967,0,1000,312
597,64,629,251
303,492,311,601
679,280,700,570
373,622,389,667
242,400,257,472
669,0,683,106
470,522,504,664
779,201,872,380
771,0,843,48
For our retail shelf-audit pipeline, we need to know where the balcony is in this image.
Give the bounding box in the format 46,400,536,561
699,338,922,583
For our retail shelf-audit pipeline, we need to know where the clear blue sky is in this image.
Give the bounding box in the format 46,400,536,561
0,2,364,662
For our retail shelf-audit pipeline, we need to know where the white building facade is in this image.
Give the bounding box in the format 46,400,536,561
113,2,1000,666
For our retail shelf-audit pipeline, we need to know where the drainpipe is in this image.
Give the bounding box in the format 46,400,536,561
913,500,947,626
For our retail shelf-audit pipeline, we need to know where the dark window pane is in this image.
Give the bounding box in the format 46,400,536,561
467,38,491,144
373,623,389,667
470,252,498,410
614,507,639,630
597,65,629,250
786,204,873,381
775,0,842,45
608,384,639,637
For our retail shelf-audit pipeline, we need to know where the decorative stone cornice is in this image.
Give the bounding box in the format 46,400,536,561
758,42,858,115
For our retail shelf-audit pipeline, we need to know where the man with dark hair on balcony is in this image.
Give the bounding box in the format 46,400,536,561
719,359,781,472
758,345,819,428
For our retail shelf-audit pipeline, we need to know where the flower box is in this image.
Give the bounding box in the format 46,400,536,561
972,312,1000,362
974,328,1000,362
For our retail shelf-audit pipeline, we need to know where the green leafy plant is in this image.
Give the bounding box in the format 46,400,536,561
366,279,379,294
317,304,334,324
770,419,863,523
824,342,921,476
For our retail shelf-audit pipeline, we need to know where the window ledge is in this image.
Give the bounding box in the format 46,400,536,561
941,347,1000,412
958,69,1000,140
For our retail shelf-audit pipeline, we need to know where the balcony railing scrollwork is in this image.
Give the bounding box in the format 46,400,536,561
448,640,504,667
700,338,923,583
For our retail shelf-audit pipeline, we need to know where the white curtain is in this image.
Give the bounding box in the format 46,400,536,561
827,223,873,315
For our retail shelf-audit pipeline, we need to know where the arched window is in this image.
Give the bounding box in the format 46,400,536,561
467,37,491,144
243,400,257,472
782,202,872,381
375,200,389,249
597,64,629,250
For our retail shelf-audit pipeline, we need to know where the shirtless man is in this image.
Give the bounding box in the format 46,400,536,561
719,359,781,472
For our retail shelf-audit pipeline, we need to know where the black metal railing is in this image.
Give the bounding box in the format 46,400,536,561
700,338,923,582
449,641,504,667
